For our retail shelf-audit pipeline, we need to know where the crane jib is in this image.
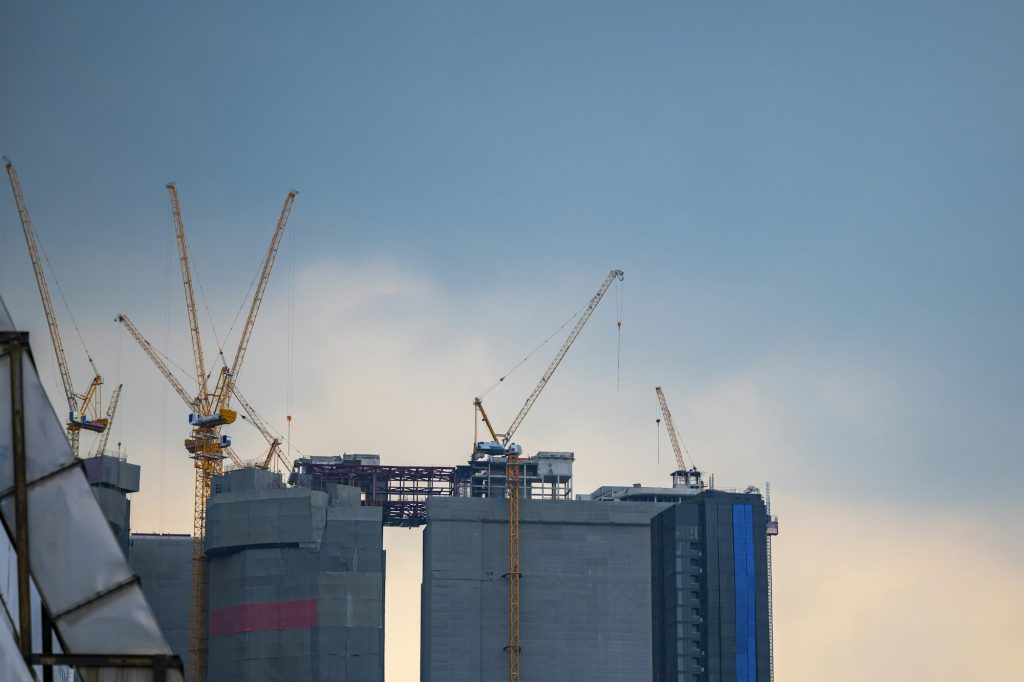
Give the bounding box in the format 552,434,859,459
502,269,623,445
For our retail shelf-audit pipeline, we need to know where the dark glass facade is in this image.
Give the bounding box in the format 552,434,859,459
652,491,770,682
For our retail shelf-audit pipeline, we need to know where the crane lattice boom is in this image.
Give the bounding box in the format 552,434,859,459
655,386,690,471
212,191,296,415
6,159,77,415
6,158,104,455
95,384,123,455
502,269,623,445
168,184,211,413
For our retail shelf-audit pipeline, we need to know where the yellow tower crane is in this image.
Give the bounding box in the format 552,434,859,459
475,268,623,682
114,313,246,468
132,184,295,682
4,158,110,455
116,312,288,472
655,386,703,489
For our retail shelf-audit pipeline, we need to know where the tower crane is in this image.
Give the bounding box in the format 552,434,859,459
474,268,623,682
114,313,245,468
655,386,703,489
117,311,285,470
157,184,295,682
5,158,109,455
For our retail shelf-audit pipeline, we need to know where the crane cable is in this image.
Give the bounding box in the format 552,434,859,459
285,198,296,472
158,199,173,533
0,177,8,291
615,278,623,391
35,231,100,400
656,401,661,464
478,298,590,399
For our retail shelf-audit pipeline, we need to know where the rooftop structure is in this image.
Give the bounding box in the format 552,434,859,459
289,450,575,527
290,454,456,527
83,452,140,555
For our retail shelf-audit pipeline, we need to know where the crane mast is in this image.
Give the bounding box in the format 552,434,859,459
479,268,622,682
176,189,294,682
5,158,104,455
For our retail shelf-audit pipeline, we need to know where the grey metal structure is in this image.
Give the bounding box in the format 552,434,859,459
130,534,194,680
84,454,140,556
454,450,574,500
203,467,385,682
421,496,671,681
0,297,183,681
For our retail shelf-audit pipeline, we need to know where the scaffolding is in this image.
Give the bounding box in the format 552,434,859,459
290,455,456,527
288,451,575,527
454,451,574,500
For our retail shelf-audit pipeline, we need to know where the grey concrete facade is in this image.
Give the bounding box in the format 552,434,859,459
129,533,193,678
421,496,670,681
84,454,140,556
205,468,385,682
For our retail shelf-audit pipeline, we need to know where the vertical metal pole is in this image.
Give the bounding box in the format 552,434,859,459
41,605,54,682
9,338,33,662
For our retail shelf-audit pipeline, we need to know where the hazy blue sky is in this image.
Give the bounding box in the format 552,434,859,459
2,2,1022,679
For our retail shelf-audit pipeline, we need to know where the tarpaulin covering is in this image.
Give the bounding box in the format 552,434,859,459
0,297,182,682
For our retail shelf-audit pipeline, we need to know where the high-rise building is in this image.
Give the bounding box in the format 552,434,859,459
651,489,771,682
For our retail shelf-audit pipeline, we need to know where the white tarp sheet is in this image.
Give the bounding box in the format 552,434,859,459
0,297,183,681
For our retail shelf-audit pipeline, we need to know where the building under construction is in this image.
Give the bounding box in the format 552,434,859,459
1,169,779,682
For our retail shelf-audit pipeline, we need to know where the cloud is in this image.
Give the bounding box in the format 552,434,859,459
775,497,1024,680
12,255,1021,681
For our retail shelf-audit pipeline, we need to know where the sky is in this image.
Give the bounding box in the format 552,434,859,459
1,1,1023,679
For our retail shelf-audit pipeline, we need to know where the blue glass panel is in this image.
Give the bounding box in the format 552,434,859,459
733,504,757,682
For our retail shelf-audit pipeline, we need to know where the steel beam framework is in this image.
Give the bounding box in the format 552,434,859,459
291,462,457,527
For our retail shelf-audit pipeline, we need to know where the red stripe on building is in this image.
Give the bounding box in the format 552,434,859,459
209,599,317,637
